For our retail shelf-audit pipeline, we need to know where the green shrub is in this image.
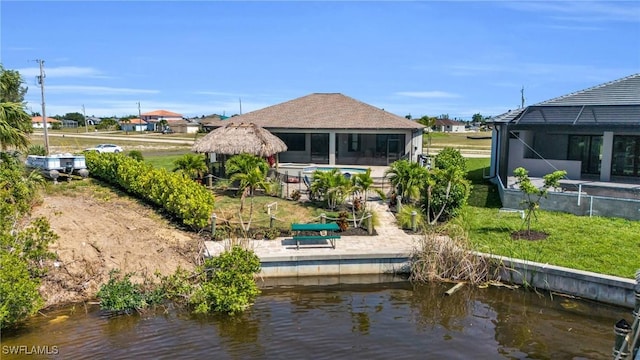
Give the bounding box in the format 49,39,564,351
97,270,148,314
190,246,260,315
422,169,471,222
85,152,215,229
127,150,144,161
396,204,425,231
264,227,281,240
434,147,467,173
0,252,43,329
27,144,46,156
0,156,51,329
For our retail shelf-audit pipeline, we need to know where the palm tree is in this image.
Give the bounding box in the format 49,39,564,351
417,116,436,155
351,168,385,206
225,153,272,231
157,119,168,133
172,153,208,180
120,118,131,135
384,159,429,204
310,168,351,210
0,102,32,151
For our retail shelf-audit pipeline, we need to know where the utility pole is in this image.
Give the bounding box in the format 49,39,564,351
82,104,88,133
521,86,526,109
36,59,49,155
137,101,141,132
239,98,242,115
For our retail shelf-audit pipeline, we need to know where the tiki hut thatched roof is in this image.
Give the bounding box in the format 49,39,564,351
191,122,287,157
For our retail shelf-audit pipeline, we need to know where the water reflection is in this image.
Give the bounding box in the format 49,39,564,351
0,277,627,360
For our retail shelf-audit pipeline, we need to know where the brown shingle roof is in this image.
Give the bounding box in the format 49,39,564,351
141,110,183,117
123,118,146,124
435,119,464,126
225,93,424,130
31,116,60,123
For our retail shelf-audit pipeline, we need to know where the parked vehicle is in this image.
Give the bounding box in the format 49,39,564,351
84,144,123,153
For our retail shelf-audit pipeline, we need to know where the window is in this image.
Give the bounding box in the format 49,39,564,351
348,134,360,152
612,135,640,177
276,133,305,151
568,135,602,174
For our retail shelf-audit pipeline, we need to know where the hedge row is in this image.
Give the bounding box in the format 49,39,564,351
85,152,215,229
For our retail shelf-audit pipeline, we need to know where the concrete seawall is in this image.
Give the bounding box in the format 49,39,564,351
205,201,636,309
255,251,637,309
481,253,637,308
260,252,412,278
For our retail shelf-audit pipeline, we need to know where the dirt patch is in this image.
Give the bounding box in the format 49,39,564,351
31,186,203,308
510,230,549,241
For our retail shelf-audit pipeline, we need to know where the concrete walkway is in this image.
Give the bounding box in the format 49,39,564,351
204,200,424,260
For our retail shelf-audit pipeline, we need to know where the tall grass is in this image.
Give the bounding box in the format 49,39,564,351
410,224,493,285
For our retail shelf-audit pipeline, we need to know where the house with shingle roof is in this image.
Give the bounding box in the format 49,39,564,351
488,73,640,219
119,118,148,132
31,116,61,129
217,93,425,166
434,118,466,133
140,110,184,131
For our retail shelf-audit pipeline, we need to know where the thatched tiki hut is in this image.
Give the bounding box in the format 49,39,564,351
191,122,287,177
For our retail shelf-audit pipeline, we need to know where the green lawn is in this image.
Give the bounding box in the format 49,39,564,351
462,158,640,278
427,132,492,150
143,151,191,170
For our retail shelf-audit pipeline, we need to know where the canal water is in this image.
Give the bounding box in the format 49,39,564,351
1,276,628,359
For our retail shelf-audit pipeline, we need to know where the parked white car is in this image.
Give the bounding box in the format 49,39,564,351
84,144,123,153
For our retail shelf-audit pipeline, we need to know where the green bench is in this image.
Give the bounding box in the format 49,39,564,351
291,223,341,250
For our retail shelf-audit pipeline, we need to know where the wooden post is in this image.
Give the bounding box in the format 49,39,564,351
321,213,326,224
397,195,402,213
445,282,465,296
211,214,217,236
270,215,275,228
367,213,373,235
411,210,417,232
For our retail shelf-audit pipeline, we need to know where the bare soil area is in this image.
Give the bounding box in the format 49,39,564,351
31,185,203,308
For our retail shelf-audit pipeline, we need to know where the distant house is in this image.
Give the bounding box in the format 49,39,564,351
199,114,230,132
489,73,640,220
167,120,200,134
140,110,183,132
61,119,78,128
85,116,101,126
31,116,61,129
119,118,148,132
215,93,425,166
434,119,466,133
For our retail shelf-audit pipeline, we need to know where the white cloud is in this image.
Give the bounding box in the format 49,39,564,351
396,91,461,99
47,85,160,95
17,66,106,78
502,1,640,23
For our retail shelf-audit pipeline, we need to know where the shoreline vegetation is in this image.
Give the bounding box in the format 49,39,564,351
3,129,637,330
31,130,640,280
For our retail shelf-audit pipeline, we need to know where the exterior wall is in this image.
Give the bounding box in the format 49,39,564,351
271,129,422,166
141,115,182,122
271,129,310,163
171,124,200,134
500,187,640,220
507,139,582,178
121,124,146,132
32,122,58,129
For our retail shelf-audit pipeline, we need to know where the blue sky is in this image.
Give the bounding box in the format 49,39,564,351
2,1,639,120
